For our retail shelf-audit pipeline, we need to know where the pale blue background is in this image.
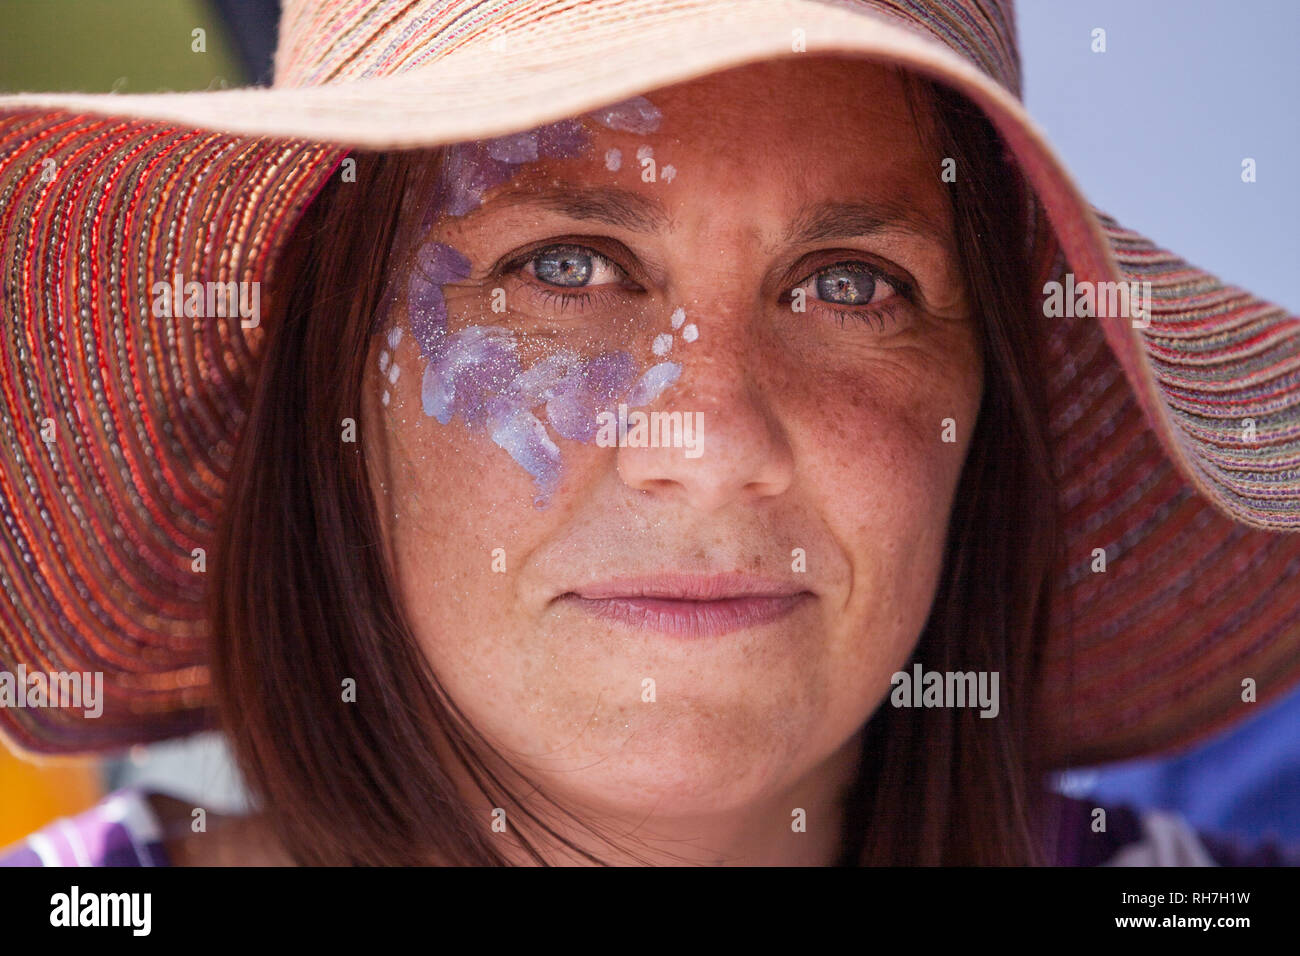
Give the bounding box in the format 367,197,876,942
1017,0,1299,312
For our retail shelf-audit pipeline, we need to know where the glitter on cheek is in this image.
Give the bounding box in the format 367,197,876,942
397,95,679,505
408,256,689,501
420,325,522,425
416,310,645,500
546,351,639,442
411,267,682,502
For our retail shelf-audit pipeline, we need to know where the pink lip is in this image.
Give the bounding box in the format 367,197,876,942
557,573,813,638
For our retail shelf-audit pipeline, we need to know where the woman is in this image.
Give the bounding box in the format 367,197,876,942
0,0,1296,866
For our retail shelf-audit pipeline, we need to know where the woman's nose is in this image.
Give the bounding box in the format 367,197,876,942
614,318,794,513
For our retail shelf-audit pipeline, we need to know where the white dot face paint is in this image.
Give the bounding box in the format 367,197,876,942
386,95,689,508
682,323,699,343
670,307,686,330
604,147,622,171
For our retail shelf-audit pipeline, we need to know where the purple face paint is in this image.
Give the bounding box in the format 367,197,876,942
545,351,640,442
587,95,662,134
625,361,682,408
395,96,685,507
431,117,597,220
408,242,471,357
421,326,521,426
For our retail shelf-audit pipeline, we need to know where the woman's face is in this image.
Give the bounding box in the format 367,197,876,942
365,58,980,836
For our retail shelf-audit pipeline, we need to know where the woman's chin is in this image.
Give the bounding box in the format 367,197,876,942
515,710,824,823
549,761,788,824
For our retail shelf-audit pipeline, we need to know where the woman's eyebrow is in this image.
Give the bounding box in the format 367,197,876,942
484,184,943,247
489,184,671,233
783,197,945,247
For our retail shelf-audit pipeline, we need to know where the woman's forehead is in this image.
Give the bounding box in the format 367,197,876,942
441,58,949,248
552,58,931,175
643,55,921,128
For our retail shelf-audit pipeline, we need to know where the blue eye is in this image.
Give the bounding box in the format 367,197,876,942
525,244,624,288
788,261,908,332
798,262,894,306
816,265,877,304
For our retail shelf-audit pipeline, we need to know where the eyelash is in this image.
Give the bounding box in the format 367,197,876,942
503,242,910,330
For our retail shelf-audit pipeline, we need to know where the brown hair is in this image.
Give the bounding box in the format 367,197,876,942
210,71,1060,865
844,76,1060,865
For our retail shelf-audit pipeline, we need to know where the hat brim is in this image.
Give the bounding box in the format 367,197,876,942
0,0,1296,766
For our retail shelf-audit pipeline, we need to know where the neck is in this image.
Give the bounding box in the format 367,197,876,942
457,729,866,866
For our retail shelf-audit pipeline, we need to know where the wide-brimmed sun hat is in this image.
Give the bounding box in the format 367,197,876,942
0,0,1296,768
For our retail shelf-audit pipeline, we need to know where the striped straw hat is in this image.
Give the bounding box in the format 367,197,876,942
0,0,1296,767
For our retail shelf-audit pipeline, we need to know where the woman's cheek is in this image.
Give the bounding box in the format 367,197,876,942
370,369,627,762
800,346,979,615
806,345,976,494
369,328,620,633
383,377,536,523
367,336,531,644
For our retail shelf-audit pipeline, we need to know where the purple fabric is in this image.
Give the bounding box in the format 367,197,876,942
0,788,170,867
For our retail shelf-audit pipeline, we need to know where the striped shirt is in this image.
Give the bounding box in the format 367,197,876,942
0,788,169,867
